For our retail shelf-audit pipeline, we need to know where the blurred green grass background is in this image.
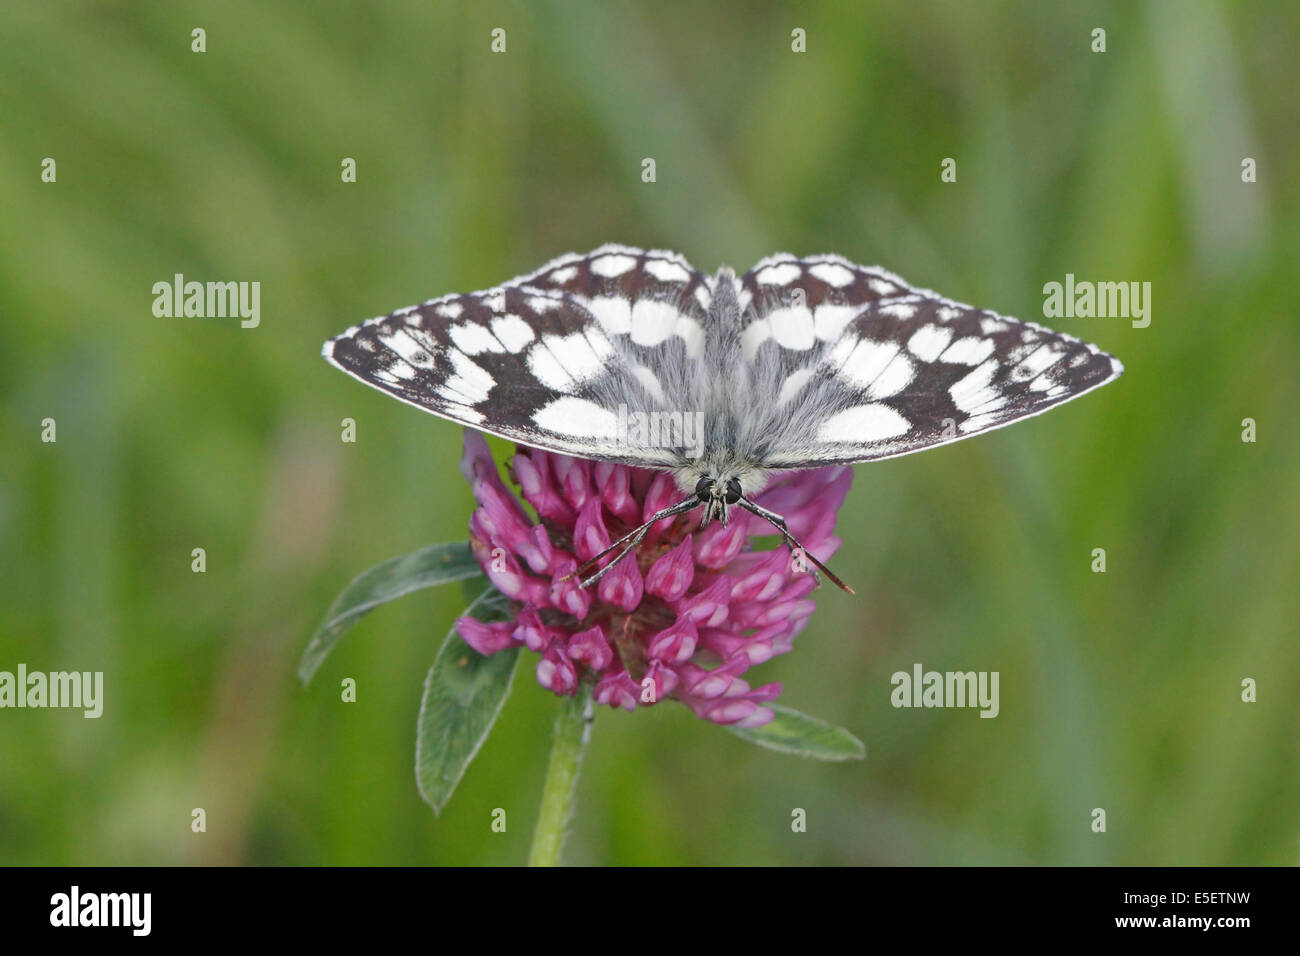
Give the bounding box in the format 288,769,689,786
1,0,1296,865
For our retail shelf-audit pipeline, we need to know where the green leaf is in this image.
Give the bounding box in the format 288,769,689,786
415,586,520,814
299,541,482,684
724,704,866,761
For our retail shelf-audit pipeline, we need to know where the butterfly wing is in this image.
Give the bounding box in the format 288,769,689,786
736,254,1124,468
323,245,711,465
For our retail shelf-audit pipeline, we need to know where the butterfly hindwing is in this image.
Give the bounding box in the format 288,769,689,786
512,243,711,321
739,252,913,324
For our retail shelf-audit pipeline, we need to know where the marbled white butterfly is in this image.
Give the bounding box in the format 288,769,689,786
323,244,1123,592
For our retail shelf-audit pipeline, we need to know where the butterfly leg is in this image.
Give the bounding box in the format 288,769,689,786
575,523,655,590
562,495,703,589
736,498,855,594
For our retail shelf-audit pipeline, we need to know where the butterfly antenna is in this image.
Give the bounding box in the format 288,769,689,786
736,497,855,595
561,495,703,589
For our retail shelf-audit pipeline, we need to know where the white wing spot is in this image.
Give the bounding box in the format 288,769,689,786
740,321,772,361
630,299,681,347
838,339,901,390
379,328,435,368
439,401,485,425
867,350,914,399
1004,344,1034,366
809,262,855,287
526,344,573,391
545,331,609,382
814,303,858,341
776,369,814,406
586,328,615,362
1012,344,1065,381
824,334,859,371
590,254,638,277
583,296,632,335
524,332,609,393
966,389,1010,414
443,350,494,403
950,359,1001,414
878,302,917,320
527,296,560,312
448,323,505,356
818,404,912,443
490,314,535,352
959,412,1000,433
631,365,666,402
533,397,619,440
757,263,802,285
766,305,815,350
675,315,705,359
869,279,898,296
940,336,996,366
907,325,953,362
644,259,691,283
437,301,464,320
404,326,441,355
937,305,963,322
548,265,579,283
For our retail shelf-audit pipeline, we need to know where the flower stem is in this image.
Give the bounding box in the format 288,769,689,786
528,683,594,866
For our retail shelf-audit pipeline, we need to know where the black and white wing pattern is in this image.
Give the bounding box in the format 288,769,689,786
322,244,709,465
737,254,1124,468
325,246,1123,475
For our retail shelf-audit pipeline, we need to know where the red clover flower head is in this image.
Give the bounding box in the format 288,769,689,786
456,431,852,728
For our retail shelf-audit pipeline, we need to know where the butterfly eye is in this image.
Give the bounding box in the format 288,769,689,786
695,476,714,501
725,478,742,504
